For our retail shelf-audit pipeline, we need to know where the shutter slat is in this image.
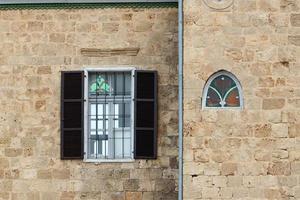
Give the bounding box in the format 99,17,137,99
134,70,157,159
61,71,84,160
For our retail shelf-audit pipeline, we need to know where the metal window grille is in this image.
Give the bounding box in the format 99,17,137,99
86,71,132,160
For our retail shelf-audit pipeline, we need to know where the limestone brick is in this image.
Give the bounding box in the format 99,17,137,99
267,161,291,175
125,192,142,200
203,163,220,176
280,0,300,12
262,98,285,110
227,176,243,187
202,187,219,199
4,148,22,157
291,14,300,27
288,35,300,46
212,176,227,187
221,163,237,176
272,123,289,138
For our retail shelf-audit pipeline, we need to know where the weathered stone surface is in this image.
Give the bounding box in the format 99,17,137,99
221,163,237,176
267,162,291,175
288,35,300,46
125,192,142,200
0,8,178,200
262,99,285,110
291,14,300,26
4,148,22,157
280,0,300,11
183,0,300,199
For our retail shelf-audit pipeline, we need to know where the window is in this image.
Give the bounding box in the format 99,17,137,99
61,68,157,162
86,71,133,160
202,70,243,109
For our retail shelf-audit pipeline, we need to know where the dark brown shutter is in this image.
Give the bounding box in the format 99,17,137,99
134,70,158,159
61,71,84,159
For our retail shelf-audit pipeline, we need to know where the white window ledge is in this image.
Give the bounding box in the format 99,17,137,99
84,159,135,163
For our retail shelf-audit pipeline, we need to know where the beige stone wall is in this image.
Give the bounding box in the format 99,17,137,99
0,8,178,200
184,0,300,199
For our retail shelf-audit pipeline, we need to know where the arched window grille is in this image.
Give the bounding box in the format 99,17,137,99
202,70,243,109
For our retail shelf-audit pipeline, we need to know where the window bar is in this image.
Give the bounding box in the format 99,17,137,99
122,72,125,158
113,72,116,159
95,72,99,159
104,72,107,159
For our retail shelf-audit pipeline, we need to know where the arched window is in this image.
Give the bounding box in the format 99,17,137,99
202,70,243,109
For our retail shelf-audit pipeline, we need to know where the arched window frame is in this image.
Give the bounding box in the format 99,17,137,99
202,70,244,109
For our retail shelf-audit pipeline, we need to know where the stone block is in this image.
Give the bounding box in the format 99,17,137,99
52,169,70,179
60,192,75,200
0,158,9,168
279,176,297,187
272,124,289,138
204,164,220,176
27,21,43,32
264,188,282,199
49,33,65,43
262,99,285,110
202,187,219,199
227,176,243,187
212,176,227,187
258,0,280,11
125,192,142,200
288,35,300,46
124,179,140,191
267,162,291,175
37,169,52,179
272,149,289,159
154,179,175,193
4,148,22,157
291,14,300,26
221,163,237,176
280,0,300,11
254,150,271,161
193,150,209,163
37,66,52,75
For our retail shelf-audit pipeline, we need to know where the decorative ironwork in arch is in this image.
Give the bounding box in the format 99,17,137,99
202,70,243,109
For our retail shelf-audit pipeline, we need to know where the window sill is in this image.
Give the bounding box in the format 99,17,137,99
83,159,135,163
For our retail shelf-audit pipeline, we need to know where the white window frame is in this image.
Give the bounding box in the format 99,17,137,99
202,70,244,110
83,67,136,163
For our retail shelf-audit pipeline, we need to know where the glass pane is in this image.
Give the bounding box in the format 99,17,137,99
114,138,131,158
89,130,108,159
90,104,106,118
114,130,131,139
102,140,108,157
89,72,111,96
225,87,240,107
123,138,131,157
206,87,221,107
113,72,131,96
90,120,106,130
114,103,131,128
115,139,123,158
210,75,236,97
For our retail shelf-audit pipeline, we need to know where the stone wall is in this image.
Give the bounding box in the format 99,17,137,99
184,0,300,199
0,8,178,200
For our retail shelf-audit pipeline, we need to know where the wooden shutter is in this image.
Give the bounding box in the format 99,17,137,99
61,71,84,159
134,70,158,159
